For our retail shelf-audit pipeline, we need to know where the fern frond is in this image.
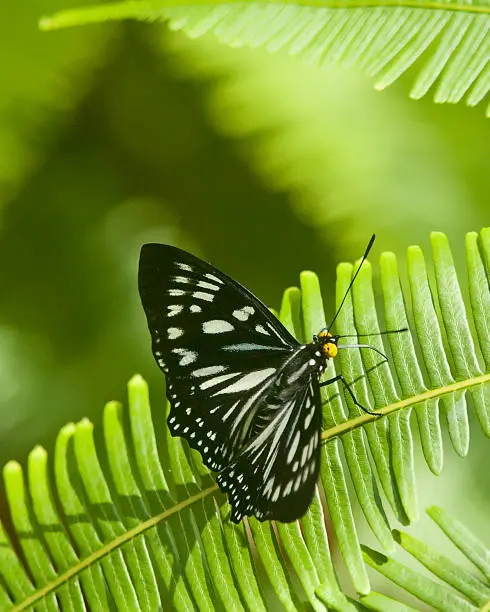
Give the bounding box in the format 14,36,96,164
40,1,490,114
0,228,489,610
362,506,490,611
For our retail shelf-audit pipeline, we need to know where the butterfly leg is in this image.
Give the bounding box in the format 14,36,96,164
319,374,381,416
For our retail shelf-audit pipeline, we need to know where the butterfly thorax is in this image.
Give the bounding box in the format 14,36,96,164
315,329,339,359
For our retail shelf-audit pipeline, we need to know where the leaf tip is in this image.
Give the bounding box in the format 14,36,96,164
29,445,47,461
300,270,319,285
104,400,121,412
129,373,146,388
362,544,389,565
282,286,301,300
391,529,402,544
103,402,122,431
60,422,76,436
430,231,448,247
3,459,22,474
380,251,396,264
465,231,479,247
76,417,94,432
336,261,353,276
426,505,442,520
128,374,146,386
3,460,22,478
407,244,424,265
355,257,372,278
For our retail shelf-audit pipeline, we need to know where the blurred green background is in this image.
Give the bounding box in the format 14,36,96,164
1,0,489,560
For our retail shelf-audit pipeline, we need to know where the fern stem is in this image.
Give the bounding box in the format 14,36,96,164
322,372,490,442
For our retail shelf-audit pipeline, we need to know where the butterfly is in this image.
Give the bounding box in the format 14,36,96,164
138,236,388,523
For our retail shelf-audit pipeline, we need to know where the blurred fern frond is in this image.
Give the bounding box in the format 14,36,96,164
0,228,489,610
162,32,483,253
0,1,110,204
41,0,490,115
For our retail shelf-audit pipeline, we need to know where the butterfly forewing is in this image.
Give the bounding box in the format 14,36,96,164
138,244,300,472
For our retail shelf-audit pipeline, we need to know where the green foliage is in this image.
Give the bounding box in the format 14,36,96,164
0,0,110,204
0,228,488,610
41,0,490,115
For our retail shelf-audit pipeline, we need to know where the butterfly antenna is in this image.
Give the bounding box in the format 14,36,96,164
336,328,408,339
326,234,376,332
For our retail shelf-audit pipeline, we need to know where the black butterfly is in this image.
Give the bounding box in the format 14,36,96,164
138,237,386,523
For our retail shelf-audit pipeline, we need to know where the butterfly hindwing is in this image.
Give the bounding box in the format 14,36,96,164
217,374,323,523
138,244,300,472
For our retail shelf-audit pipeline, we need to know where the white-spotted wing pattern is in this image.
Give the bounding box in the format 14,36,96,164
138,243,328,523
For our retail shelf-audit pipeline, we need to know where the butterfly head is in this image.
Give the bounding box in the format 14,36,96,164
315,330,338,359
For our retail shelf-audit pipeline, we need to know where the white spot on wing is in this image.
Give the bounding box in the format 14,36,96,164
213,368,275,395
222,399,241,422
222,343,280,352
200,372,240,390
263,478,274,497
167,327,183,339
255,324,270,335
176,262,192,271
172,348,198,366
190,304,201,313
232,306,254,321
167,304,183,317
174,276,190,284
286,361,310,384
193,291,214,302
307,433,317,460
300,444,309,467
192,365,227,377
287,431,300,464
202,320,234,334
169,289,185,297
197,280,220,291
205,273,224,284
304,403,315,429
